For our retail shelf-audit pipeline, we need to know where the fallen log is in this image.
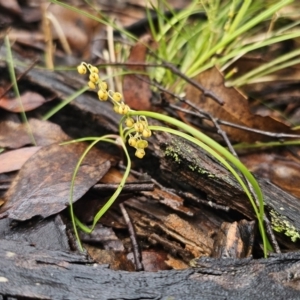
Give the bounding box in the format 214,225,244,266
0,239,300,299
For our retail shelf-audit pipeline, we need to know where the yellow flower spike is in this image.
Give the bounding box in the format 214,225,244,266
89,73,99,83
125,117,135,128
128,136,137,147
112,92,123,102
135,148,145,159
77,64,87,74
90,66,99,73
134,122,144,133
136,139,148,149
142,128,152,138
88,81,96,89
99,81,108,91
98,90,109,101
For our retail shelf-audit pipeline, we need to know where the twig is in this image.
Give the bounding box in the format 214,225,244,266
147,49,224,105
93,182,154,192
119,202,144,271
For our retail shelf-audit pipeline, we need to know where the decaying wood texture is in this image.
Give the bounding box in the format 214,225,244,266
153,131,300,247
211,220,256,258
1,239,300,299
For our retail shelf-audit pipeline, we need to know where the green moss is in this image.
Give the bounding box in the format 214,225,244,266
165,146,181,163
164,140,216,179
269,209,300,242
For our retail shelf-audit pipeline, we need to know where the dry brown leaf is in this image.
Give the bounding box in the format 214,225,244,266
163,214,213,257
0,146,41,173
185,67,294,143
7,29,44,49
0,142,111,221
123,37,152,111
0,91,46,112
0,118,69,148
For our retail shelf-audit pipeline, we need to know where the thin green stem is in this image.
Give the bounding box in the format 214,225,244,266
5,36,36,146
42,86,88,120
68,136,113,250
65,135,131,249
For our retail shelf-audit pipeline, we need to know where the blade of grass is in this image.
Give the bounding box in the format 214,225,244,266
228,48,300,86
187,0,293,76
4,35,36,146
42,86,88,120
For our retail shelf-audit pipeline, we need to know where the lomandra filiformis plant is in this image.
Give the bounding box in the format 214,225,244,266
71,62,271,257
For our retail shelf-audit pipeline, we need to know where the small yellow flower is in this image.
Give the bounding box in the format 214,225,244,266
142,128,152,138
99,81,108,91
77,64,87,74
88,81,96,89
118,104,129,115
135,148,145,159
128,137,137,147
125,117,135,128
98,90,109,101
89,73,99,83
90,66,99,73
112,92,122,102
113,105,119,113
134,122,144,133
136,139,148,149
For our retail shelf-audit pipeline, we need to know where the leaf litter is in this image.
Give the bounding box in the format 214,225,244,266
0,142,111,221
1,0,300,274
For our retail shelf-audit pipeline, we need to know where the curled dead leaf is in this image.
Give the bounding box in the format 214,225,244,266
0,142,111,221
185,67,293,143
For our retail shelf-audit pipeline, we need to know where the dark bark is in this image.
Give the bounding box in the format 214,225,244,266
0,239,300,300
